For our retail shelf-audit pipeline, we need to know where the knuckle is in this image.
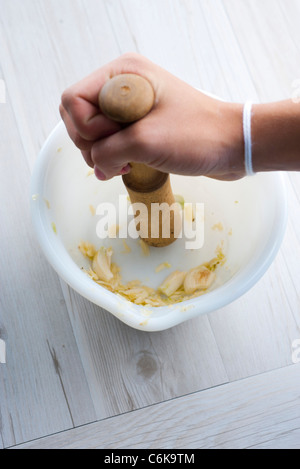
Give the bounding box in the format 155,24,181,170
73,132,83,148
118,52,146,71
61,90,72,109
61,88,77,111
73,132,92,151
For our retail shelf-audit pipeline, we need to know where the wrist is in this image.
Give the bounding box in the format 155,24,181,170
251,100,300,173
251,103,280,172
218,101,245,180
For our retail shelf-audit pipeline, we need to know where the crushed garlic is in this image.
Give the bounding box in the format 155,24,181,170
78,241,97,260
79,243,225,307
155,262,171,273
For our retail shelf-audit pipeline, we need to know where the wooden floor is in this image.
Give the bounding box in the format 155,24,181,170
1,0,300,450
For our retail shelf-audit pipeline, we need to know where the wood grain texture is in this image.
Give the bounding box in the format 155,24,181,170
0,61,97,447
60,281,229,420
224,0,300,102
14,364,300,449
0,0,300,449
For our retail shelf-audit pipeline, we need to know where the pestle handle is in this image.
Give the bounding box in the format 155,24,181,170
99,74,165,191
99,73,155,124
98,74,179,247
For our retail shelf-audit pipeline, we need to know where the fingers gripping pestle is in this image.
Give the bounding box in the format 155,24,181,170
99,74,179,247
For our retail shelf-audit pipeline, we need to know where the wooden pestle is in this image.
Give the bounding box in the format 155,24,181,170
99,74,180,247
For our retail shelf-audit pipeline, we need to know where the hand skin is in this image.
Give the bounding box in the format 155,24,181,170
251,100,300,173
59,53,300,182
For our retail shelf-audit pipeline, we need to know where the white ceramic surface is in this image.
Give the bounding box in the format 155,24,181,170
30,120,288,331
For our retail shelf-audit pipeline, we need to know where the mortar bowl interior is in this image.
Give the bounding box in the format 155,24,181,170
31,121,288,331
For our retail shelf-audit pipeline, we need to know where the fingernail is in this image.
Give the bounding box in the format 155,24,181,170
94,167,107,181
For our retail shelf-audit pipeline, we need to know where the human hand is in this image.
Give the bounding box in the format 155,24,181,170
60,53,245,181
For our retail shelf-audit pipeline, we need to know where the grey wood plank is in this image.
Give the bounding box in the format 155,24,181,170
0,65,5,451
208,174,300,379
208,255,300,381
0,0,121,169
0,64,96,447
104,0,258,100
61,281,229,419
1,0,300,449
12,364,300,449
186,0,259,101
223,0,300,101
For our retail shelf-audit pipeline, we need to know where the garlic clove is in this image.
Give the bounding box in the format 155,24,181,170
158,270,186,297
184,266,216,295
92,247,114,282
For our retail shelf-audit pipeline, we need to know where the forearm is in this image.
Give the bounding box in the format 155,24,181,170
251,100,300,173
